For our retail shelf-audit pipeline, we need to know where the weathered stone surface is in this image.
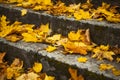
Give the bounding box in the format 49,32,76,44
0,3,120,47
0,2,120,80
61,0,120,8
0,38,120,80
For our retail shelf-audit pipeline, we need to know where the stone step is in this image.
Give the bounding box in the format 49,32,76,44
0,38,119,80
0,2,120,80
0,3,120,47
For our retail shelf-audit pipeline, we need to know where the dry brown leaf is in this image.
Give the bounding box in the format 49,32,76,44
10,58,23,68
5,34,22,42
116,57,120,63
85,29,91,44
69,67,84,80
0,52,6,63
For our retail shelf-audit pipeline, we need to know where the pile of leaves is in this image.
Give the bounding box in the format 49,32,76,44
1,0,120,22
0,52,55,80
0,15,120,77
0,15,119,61
99,63,120,76
0,52,84,80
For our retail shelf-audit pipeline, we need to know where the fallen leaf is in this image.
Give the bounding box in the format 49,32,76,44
10,58,23,68
43,0,52,5
44,74,55,80
99,63,114,71
92,45,115,61
116,57,120,63
6,58,23,79
69,67,84,80
0,52,6,63
33,62,42,73
46,46,57,52
68,30,81,41
21,9,27,16
77,57,88,63
46,34,61,44
5,34,22,42
38,23,50,33
85,29,91,44
16,72,39,80
112,68,120,76
6,67,14,79
22,32,41,42
74,9,91,20
62,41,88,55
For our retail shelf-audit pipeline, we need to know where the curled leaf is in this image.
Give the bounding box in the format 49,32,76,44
68,68,84,80
0,52,6,63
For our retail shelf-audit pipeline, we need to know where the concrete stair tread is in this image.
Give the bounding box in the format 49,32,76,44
0,38,120,80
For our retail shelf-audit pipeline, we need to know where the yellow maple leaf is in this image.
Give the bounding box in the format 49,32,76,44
33,5,43,10
39,23,50,33
106,16,120,23
21,9,27,16
92,45,115,61
68,29,91,44
44,74,55,80
6,67,14,79
74,9,91,20
77,57,88,63
100,45,109,51
5,34,22,42
7,0,17,3
46,34,61,44
0,26,14,37
62,41,88,55
68,68,84,80
74,12,82,20
22,32,42,42
46,46,56,52
16,72,39,80
43,0,52,5
6,58,23,79
112,68,120,76
33,62,42,73
0,15,9,28
68,30,81,41
99,63,114,71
